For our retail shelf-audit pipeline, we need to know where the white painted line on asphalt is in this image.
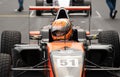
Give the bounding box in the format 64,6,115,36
0,15,29,17
0,11,35,18
69,13,87,16
30,11,35,17
81,21,86,23
96,11,102,18
42,13,52,15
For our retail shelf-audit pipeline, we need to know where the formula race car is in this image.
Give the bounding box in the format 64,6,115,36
36,0,92,16
0,6,120,77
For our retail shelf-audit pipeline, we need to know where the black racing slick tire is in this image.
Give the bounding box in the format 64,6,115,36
0,53,11,77
98,30,120,67
1,31,21,55
46,0,52,3
36,0,43,16
84,1,92,17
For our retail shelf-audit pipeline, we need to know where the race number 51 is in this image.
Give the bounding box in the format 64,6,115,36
57,59,79,67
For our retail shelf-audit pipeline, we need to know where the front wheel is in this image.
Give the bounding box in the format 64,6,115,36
98,30,120,67
1,31,21,55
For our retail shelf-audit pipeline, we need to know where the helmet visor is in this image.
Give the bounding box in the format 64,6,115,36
52,25,70,37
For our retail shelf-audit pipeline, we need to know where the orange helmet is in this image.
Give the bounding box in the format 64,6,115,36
51,19,73,40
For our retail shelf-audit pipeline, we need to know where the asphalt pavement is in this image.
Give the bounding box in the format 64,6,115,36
0,0,120,77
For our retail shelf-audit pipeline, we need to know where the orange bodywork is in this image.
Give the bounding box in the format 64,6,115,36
48,41,84,51
47,41,85,77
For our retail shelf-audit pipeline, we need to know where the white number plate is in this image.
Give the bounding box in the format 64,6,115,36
57,58,79,67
